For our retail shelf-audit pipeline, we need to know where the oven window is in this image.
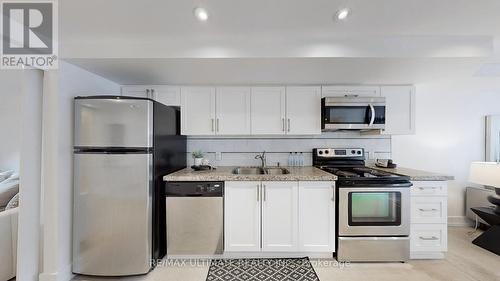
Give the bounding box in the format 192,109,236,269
348,192,401,226
324,106,369,124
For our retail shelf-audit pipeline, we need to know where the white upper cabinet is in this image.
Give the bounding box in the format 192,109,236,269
322,85,381,97
381,86,416,135
216,87,251,135
251,87,286,135
286,86,321,135
261,181,299,252
298,181,336,252
121,85,181,106
181,87,216,135
153,86,181,106
224,181,262,252
121,86,152,98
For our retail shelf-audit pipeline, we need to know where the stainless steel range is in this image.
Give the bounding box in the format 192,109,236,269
313,148,412,262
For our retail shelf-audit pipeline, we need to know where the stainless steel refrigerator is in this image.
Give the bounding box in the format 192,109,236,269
72,96,186,276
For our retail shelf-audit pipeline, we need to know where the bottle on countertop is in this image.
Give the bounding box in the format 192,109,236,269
299,152,304,167
294,152,299,167
288,152,293,166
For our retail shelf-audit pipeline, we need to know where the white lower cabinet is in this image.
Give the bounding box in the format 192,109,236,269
410,181,448,259
224,181,335,253
261,181,299,252
298,181,336,252
224,181,261,252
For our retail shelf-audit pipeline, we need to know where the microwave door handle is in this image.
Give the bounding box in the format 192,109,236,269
369,104,375,126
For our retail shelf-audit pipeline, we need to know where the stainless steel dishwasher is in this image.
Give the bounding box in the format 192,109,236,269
165,181,224,256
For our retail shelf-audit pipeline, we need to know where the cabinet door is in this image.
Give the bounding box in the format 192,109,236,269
121,86,150,98
153,86,181,106
251,87,286,135
286,86,321,135
261,181,298,252
322,85,381,97
180,87,216,135
298,181,336,252
216,87,251,135
381,86,416,135
224,181,261,252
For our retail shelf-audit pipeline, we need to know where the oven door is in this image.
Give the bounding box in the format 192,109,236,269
322,97,386,130
338,186,410,236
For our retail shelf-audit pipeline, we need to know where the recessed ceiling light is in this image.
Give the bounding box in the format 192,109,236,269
336,8,350,20
193,7,209,22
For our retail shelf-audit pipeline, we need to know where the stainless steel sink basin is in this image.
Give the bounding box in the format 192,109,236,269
264,167,290,175
232,167,290,175
232,167,265,175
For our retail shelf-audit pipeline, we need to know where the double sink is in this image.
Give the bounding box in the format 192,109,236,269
232,167,290,175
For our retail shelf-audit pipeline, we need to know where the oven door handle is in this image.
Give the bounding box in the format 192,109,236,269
368,104,375,126
342,183,413,188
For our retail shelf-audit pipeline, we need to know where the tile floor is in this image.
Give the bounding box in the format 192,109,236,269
72,226,500,281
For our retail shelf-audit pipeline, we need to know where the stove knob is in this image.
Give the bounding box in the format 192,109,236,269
357,150,362,155
318,150,323,155
324,150,329,154
351,150,356,155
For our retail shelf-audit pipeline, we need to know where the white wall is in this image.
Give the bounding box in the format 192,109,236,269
40,61,120,281
0,70,22,171
392,77,500,224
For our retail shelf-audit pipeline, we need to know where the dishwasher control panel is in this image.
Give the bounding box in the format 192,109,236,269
166,181,223,197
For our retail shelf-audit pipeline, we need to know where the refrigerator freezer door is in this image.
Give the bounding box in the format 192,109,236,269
75,98,153,148
73,153,152,276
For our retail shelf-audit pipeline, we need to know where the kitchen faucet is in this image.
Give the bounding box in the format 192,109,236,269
255,151,267,168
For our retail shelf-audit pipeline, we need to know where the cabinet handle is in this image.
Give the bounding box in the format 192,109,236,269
287,119,291,132
418,186,437,190
263,184,266,201
257,184,260,202
419,236,439,241
216,118,220,132
332,185,335,201
150,88,155,99
282,118,285,132
419,208,438,212
146,89,150,98
211,119,215,132
344,94,359,98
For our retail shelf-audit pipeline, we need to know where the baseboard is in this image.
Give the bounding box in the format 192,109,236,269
448,216,472,227
410,251,444,260
39,263,74,281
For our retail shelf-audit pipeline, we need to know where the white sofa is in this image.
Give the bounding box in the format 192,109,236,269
0,171,18,281
0,207,17,281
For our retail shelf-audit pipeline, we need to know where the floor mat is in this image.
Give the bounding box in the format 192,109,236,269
206,257,320,281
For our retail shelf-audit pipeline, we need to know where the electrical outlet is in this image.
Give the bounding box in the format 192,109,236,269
369,151,375,160
215,152,222,161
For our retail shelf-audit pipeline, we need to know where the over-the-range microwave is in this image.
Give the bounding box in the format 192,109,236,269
321,96,386,131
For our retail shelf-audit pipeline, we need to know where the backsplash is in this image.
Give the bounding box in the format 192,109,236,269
186,132,391,166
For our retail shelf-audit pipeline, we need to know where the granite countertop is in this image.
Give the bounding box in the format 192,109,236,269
367,164,454,181
163,166,337,182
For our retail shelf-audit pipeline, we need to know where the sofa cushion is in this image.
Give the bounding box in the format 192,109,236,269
0,180,18,208
5,193,18,210
0,170,14,183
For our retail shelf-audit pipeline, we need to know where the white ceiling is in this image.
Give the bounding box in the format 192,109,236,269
60,0,500,58
60,0,500,84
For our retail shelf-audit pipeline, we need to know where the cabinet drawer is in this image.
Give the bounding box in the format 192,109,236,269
411,181,447,196
411,197,447,224
410,224,447,252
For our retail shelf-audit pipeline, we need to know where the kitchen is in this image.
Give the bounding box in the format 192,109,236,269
1,1,500,281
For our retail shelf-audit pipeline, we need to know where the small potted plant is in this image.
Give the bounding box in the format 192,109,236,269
192,150,204,166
